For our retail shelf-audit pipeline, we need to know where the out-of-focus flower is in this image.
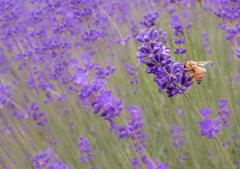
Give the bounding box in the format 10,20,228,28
177,109,184,117
139,10,160,29
217,98,230,127
221,24,240,40
95,59,116,79
146,158,167,169
170,124,184,148
115,35,131,45
178,154,186,162
236,160,239,166
209,151,214,163
199,117,221,139
232,133,236,139
124,63,138,94
235,68,240,81
199,107,212,119
32,147,70,168
136,28,193,97
130,157,140,169
222,139,230,148
78,136,92,163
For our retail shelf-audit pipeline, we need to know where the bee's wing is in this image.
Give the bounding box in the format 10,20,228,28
192,65,206,72
198,67,206,72
196,61,213,66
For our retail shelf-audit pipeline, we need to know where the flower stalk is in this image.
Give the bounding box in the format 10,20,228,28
198,1,240,136
153,58,235,168
179,5,191,60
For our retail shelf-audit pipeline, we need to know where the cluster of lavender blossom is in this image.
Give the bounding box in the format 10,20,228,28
124,63,138,94
135,1,228,142
32,147,70,168
69,6,169,168
217,98,230,127
198,99,230,139
212,0,240,59
72,56,167,168
200,33,211,56
170,12,191,56
0,0,170,168
77,135,98,169
170,124,186,162
1,0,240,168
136,28,193,97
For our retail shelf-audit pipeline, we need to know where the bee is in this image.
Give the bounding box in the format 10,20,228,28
183,61,213,84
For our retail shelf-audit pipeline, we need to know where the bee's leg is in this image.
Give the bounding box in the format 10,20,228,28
188,74,194,81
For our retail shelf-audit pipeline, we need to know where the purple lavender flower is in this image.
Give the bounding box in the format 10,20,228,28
222,139,230,148
81,29,104,42
199,107,212,119
115,35,131,45
136,28,193,97
177,109,184,117
109,104,144,139
159,29,168,44
217,98,230,127
95,59,116,79
170,13,191,56
232,133,236,139
146,158,167,169
124,63,138,94
139,10,160,28
100,98,123,120
199,117,221,139
108,104,147,154
136,28,159,44
32,147,70,168
209,151,214,162
115,85,121,97
130,157,140,169
216,1,240,24
178,154,186,162
235,68,240,81
78,136,92,163
236,40,240,58
170,124,184,148
26,100,47,126
91,167,98,169
235,160,239,166
221,24,240,40
201,33,211,55
49,139,57,146
71,69,88,86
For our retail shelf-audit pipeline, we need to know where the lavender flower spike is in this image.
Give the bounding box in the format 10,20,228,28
199,117,221,139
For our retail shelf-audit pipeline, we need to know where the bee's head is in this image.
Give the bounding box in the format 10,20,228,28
183,62,187,69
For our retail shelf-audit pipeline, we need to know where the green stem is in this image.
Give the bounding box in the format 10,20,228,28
216,138,235,169
100,8,124,40
27,60,39,93
198,1,240,136
3,111,35,155
52,9,83,68
134,135,156,168
104,121,132,169
0,147,14,168
179,5,191,60
129,141,146,169
153,58,235,167
182,92,203,119
153,58,203,118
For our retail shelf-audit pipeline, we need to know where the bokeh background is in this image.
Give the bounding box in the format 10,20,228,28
0,0,240,169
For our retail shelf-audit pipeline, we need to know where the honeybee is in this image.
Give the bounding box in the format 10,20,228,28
183,61,213,84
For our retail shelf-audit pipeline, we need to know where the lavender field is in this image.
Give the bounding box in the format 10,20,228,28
1,0,240,168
